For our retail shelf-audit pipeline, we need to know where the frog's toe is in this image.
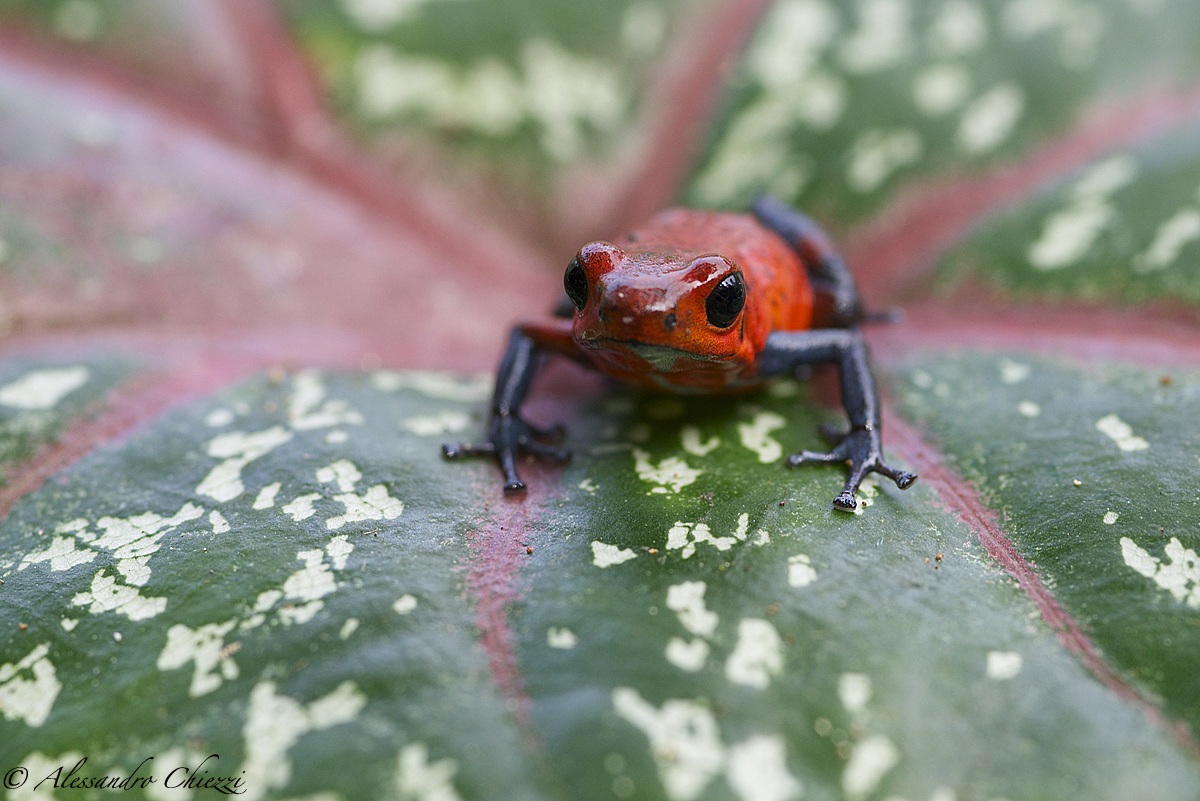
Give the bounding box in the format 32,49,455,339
875,461,918,490
833,491,858,512
503,479,527,495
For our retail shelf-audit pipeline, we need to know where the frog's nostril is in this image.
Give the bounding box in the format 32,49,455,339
663,312,678,331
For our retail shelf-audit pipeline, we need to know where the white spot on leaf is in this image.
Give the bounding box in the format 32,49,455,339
847,128,924,193
205,408,235,427
726,736,803,801
547,627,578,649
289,370,365,431
198,427,293,503
371,370,490,402
238,681,366,801
157,620,239,697
787,554,817,587
317,459,362,493
986,650,1023,680
1135,208,1200,272
403,411,470,436
394,594,418,615
19,535,96,573
1017,400,1041,417
839,673,872,714
341,0,451,32
725,619,784,689
283,493,321,522
999,359,1031,384
1121,536,1200,607
681,426,720,456
394,743,465,801
1095,413,1149,452
592,541,638,568
837,0,914,73
633,448,701,493
0,366,89,410
842,734,900,801
928,0,989,55
957,83,1024,154
666,522,737,559
612,688,724,801
0,644,61,727
1029,155,1137,270
326,485,404,530
253,482,281,510
72,571,166,620
665,637,710,672
913,63,972,115
666,581,719,638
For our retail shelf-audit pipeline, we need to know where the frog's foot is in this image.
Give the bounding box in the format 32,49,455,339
787,427,917,511
442,415,571,494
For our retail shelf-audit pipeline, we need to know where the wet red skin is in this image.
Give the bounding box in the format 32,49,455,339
523,209,814,394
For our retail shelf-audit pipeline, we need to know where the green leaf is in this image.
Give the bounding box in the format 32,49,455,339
894,350,1200,736
4,368,1197,800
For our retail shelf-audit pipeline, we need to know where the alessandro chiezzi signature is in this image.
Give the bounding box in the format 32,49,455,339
4,754,247,796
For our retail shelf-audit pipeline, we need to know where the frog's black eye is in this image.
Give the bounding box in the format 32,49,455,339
564,258,588,311
705,272,745,328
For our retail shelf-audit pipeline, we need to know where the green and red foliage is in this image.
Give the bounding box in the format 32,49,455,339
2,1,1200,799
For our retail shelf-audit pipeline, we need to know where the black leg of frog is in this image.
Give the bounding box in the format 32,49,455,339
441,329,570,494
759,329,916,511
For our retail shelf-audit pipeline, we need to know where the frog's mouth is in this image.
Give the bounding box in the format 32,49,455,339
579,337,735,372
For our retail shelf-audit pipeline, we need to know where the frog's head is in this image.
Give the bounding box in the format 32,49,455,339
564,240,748,375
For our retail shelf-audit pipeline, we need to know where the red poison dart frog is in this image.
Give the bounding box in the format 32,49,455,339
443,196,916,511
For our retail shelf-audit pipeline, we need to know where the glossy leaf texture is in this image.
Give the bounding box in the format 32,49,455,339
2,1,1200,800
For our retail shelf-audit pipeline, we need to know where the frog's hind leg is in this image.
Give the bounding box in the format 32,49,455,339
759,328,916,511
751,195,864,328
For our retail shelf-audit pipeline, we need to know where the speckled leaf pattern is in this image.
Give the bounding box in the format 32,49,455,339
933,124,1200,303
0,356,134,487
1,0,1200,800
3,369,547,800
282,0,680,166
685,0,1200,223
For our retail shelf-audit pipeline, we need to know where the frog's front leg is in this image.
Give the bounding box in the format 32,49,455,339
759,329,916,511
442,319,582,494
